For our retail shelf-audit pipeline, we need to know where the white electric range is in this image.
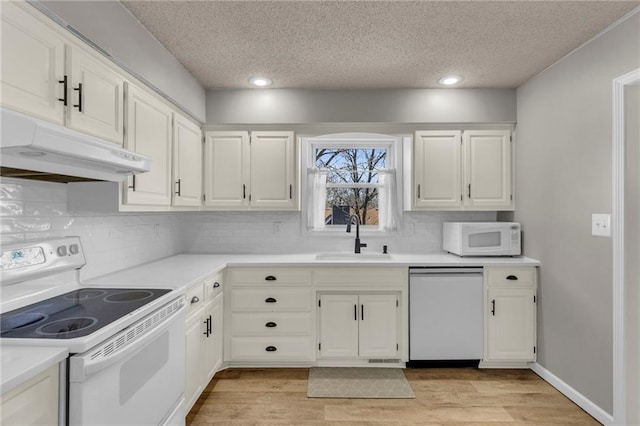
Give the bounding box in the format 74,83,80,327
0,237,186,426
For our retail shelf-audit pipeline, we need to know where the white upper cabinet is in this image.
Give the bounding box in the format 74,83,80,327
0,1,125,144
123,83,173,206
249,131,296,210
172,113,203,207
414,130,462,209
203,131,297,211
203,131,250,209
66,45,125,144
412,129,513,211
0,1,66,124
463,130,512,209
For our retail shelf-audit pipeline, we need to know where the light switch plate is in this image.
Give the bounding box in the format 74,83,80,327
592,214,611,237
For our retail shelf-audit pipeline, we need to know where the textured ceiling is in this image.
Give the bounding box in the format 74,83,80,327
121,1,639,90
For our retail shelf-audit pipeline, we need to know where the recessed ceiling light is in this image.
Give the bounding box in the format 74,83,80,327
438,75,464,86
249,77,272,87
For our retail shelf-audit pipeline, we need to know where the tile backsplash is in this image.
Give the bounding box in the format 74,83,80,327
0,178,495,279
0,178,182,279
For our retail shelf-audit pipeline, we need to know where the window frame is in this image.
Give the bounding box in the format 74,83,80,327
301,132,404,236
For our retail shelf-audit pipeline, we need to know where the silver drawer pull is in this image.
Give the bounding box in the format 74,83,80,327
191,296,200,304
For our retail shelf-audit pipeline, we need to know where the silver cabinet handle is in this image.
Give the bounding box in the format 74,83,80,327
191,296,200,304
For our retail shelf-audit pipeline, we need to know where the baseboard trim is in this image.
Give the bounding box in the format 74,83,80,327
530,362,614,425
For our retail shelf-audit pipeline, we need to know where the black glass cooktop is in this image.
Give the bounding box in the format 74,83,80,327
0,288,171,339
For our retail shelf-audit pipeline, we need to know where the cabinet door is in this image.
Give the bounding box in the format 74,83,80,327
185,311,205,412
123,84,172,206
486,288,535,361
172,113,202,207
249,131,296,210
463,130,512,209
0,364,59,426
203,131,250,209
204,293,223,380
0,1,65,124
358,294,399,358
318,294,359,358
414,131,462,209
67,45,124,144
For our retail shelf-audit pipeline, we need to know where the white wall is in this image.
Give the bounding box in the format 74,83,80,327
35,1,206,122
0,178,182,280
510,12,640,414
206,89,516,124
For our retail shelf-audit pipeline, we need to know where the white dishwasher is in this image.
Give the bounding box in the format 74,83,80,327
409,267,484,364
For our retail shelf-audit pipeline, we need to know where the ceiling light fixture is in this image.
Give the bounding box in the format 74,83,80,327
249,77,272,87
438,75,464,86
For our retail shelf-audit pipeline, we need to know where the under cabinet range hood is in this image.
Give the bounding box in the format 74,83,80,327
0,108,151,182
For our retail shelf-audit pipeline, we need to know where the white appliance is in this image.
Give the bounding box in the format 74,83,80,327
0,108,151,182
443,222,521,256
409,267,483,362
0,237,186,426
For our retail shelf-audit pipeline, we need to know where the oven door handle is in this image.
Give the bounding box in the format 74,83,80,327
70,298,185,382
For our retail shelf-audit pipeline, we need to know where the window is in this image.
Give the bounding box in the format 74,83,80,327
316,147,386,226
305,133,402,232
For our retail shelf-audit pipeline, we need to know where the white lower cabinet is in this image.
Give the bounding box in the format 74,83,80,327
185,273,223,412
0,364,59,426
318,293,399,359
226,268,313,364
482,267,537,367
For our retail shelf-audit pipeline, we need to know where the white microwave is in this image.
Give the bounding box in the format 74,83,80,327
443,222,521,256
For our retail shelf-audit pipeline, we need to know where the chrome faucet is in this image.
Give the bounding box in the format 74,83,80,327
346,214,367,254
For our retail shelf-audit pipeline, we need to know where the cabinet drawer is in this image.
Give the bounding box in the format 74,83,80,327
228,268,311,286
231,313,312,336
205,274,223,299
314,268,406,287
230,337,312,361
231,288,311,311
486,267,536,287
186,283,205,316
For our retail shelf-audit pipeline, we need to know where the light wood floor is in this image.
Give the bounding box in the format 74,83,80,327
187,368,601,425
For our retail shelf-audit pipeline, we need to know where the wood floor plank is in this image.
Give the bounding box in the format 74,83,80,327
187,368,602,426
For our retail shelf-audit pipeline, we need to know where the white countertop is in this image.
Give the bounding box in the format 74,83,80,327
1,346,67,394
85,252,540,291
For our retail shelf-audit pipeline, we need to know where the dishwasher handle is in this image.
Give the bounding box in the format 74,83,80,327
410,267,483,275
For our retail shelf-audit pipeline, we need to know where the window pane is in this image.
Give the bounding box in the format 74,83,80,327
315,148,387,185
324,187,379,226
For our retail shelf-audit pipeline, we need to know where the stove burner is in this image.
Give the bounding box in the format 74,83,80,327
1,312,47,331
36,317,98,335
104,290,153,303
63,289,107,301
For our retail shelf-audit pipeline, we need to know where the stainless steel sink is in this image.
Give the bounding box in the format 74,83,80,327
315,252,392,261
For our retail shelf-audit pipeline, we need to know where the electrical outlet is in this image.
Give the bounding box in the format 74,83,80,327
592,214,611,237
273,222,281,234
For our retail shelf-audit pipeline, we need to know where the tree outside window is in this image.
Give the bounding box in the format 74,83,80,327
315,147,387,227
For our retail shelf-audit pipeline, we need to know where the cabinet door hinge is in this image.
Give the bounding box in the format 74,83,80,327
510,135,513,142
202,194,206,202
396,343,399,351
396,299,399,308
510,194,513,201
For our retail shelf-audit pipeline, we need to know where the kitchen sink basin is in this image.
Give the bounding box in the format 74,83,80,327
315,252,393,261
